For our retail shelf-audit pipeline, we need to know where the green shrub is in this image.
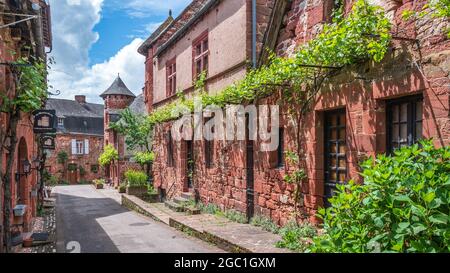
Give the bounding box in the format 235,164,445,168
119,183,127,193
125,170,148,187
147,183,157,194
309,140,450,253
134,151,155,166
46,175,58,187
57,151,68,164
98,144,118,166
250,215,280,234
276,221,317,252
93,179,105,185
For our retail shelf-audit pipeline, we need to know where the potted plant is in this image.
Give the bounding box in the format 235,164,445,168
142,184,159,203
23,237,33,248
125,170,148,197
94,179,105,189
118,183,126,193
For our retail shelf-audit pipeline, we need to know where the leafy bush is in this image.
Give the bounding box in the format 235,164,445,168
310,140,450,253
250,215,280,234
147,183,157,194
46,175,58,187
57,151,68,164
125,170,148,187
134,151,155,166
276,221,317,252
93,179,105,185
119,183,127,193
98,144,118,166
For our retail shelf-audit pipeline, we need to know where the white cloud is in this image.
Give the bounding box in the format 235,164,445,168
48,0,145,104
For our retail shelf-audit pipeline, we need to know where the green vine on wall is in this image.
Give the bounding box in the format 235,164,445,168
402,0,450,38
146,0,391,127
0,56,48,113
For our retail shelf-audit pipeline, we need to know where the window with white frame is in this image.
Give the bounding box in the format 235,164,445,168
76,140,84,155
72,139,89,155
58,117,64,126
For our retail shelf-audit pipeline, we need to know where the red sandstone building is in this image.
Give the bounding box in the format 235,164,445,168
0,0,52,251
140,0,449,225
45,96,104,184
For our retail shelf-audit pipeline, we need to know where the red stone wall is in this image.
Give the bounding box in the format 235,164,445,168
150,0,449,226
45,134,104,183
0,35,40,240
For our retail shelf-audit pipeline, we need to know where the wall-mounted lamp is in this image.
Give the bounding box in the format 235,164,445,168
15,159,32,183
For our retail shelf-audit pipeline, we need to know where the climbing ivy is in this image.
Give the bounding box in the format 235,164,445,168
0,56,48,113
402,0,450,38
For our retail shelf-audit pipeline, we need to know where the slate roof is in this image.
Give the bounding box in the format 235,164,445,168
45,98,104,136
129,94,147,115
46,98,103,118
99,75,136,98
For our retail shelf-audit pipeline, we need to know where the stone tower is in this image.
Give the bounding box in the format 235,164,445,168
100,75,136,186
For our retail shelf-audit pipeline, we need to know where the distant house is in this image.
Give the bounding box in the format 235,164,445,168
45,96,104,184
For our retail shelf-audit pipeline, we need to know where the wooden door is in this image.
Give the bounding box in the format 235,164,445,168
324,109,347,207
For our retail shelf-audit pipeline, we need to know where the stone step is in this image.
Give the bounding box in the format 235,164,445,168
173,196,190,205
181,192,194,200
164,200,185,212
185,206,201,215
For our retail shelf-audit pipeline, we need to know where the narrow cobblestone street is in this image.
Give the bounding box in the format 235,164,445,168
55,185,223,253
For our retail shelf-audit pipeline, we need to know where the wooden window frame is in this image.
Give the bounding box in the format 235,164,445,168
386,95,423,153
76,140,84,155
192,30,209,81
166,57,176,97
276,127,285,168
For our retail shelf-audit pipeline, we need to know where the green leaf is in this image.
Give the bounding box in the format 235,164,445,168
429,214,448,225
411,223,427,235
423,192,436,203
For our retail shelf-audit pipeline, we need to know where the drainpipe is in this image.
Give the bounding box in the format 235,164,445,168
252,0,257,68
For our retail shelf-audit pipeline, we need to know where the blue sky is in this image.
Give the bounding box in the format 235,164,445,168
48,0,190,104
89,1,176,65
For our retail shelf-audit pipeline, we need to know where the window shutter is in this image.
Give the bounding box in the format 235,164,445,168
71,139,77,155
84,139,89,154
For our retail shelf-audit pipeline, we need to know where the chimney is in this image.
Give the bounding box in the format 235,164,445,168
75,95,86,104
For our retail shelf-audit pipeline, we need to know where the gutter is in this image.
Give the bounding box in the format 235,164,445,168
155,0,221,57
252,0,257,68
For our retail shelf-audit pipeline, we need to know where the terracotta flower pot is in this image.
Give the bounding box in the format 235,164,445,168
23,238,33,248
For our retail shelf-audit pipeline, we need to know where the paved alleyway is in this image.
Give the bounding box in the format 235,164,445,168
55,185,223,253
